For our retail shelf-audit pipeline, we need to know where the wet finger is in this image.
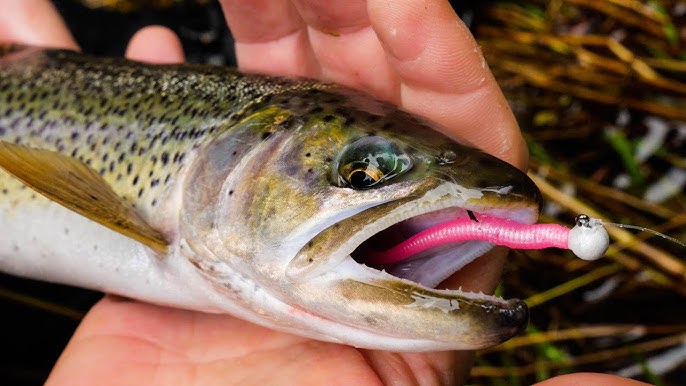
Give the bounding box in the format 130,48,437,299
125,26,185,64
220,0,303,44
292,0,369,34
368,0,527,168
291,0,396,99
219,0,318,76
0,0,77,49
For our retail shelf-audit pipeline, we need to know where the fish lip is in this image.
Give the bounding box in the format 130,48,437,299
287,182,539,302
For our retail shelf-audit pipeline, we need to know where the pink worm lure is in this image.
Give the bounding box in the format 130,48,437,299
367,214,610,265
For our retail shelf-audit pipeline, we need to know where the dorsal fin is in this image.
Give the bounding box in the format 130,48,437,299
0,141,169,255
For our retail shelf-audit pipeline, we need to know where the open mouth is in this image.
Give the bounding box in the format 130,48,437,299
287,188,585,305
282,197,559,348
350,207,504,289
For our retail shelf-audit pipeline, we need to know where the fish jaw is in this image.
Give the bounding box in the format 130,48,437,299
181,139,538,350
177,85,541,350
276,180,536,350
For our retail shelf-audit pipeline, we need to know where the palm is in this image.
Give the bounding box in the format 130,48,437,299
4,1,523,386
48,297,461,385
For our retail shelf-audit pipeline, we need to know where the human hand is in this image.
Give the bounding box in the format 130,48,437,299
1,1,649,385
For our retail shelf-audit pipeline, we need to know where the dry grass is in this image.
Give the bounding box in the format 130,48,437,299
472,1,686,384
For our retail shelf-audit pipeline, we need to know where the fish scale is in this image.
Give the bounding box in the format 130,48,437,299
0,46,326,217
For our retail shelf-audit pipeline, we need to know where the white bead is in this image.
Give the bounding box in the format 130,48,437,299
568,217,609,261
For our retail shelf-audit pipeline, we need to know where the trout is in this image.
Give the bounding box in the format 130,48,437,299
0,45,541,351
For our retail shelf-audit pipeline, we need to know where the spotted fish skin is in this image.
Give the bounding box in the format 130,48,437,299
0,46,326,223
0,46,542,351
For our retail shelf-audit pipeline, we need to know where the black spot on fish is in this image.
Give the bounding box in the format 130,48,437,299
161,152,169,165
344,116,356,126
228,190,234,196
127,163,133,175
151,198,158,207
305,152,311,157
322,115,335,122
132,175,139,186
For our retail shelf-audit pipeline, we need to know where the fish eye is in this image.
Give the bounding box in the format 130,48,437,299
336,136,412,189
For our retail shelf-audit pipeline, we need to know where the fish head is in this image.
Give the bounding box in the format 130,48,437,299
180,86,541,351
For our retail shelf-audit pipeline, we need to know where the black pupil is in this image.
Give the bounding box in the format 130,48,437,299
350,170,376,188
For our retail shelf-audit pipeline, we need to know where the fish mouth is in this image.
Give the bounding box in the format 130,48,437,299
287,187,539,297
284,192,536,349
350,206,503,289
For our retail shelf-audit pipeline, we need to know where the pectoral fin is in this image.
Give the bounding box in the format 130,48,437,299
0,142,169,255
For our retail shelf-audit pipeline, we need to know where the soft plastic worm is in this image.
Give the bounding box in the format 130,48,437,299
367,214,609,265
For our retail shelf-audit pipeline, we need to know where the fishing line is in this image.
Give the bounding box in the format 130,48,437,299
601,220,686,248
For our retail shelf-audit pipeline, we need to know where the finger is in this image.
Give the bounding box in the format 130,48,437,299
219,0,318,76
0,0,77,49
368,0,528,169
534,373,652,386
361,349,473,386
125,26,185,63
291,0,397,99
292,0,369,33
